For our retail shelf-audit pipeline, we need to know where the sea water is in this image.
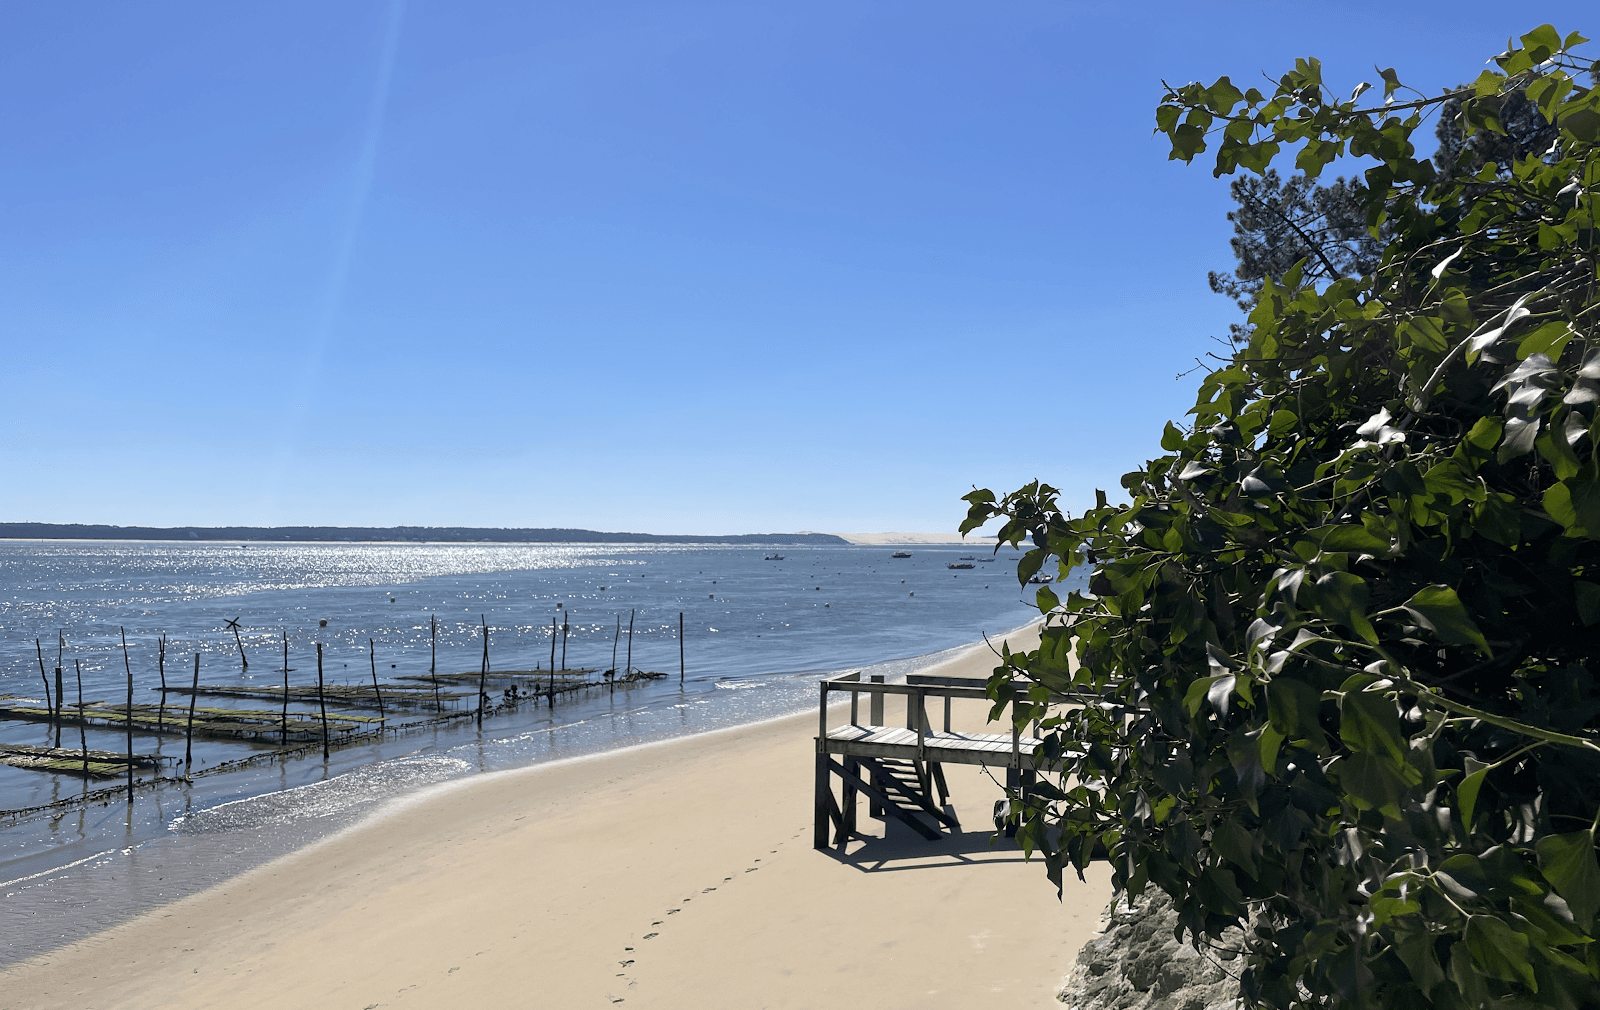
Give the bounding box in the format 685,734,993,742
0,539,1072,964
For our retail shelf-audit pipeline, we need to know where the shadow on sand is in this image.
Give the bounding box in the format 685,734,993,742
819,811,1032,873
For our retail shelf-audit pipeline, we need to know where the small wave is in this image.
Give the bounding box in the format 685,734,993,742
714,679,765,690
168,754,470,834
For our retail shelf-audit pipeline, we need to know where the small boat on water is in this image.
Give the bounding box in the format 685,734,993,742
947,563,975,569
957,556,975,561
1027,574,1053,584
764,554,785,561
891,551,912,558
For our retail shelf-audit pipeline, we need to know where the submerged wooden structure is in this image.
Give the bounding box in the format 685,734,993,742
0,742,167,779
813,672,1042,848
158,683,469,709
0,697,379,745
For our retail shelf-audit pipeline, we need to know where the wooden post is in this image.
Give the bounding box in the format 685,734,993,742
316,643,330,761
35,639,51,730
679,612,684,687
157,634,167,732
625,609,635,677
869,675,884,817
55,633,64,749
122,628,134,801
560,613,569,672
611,615,620,677
430,615,441,713
369,638,385,726
548,616,557,708
814,684,831,850
477,617,488,728
75,659,88,780
281,631,289,746
226,617,248,670
184,653,199,780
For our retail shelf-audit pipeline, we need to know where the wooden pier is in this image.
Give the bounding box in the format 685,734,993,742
813,672,1042,848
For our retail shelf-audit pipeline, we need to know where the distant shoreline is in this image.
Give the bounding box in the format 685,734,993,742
0,523,850,545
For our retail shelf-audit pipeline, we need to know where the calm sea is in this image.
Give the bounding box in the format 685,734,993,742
0,539,1066,964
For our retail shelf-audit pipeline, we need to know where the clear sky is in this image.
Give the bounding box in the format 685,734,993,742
2,2,1593,534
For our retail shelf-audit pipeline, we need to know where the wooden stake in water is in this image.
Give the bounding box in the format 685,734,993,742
35,639,52,731
122,627,134,801
226,617,248,671
157,634,167,732
316,643,330,761
281,631,289,746
548,616,557,708
55,632,65,749
610,615,620,695
369,638,385,726
560,613,569,672
430,615,441,713
74,659,87,780
626,609,635,677
185,653,200,780
679,612,685,687
477,618,489,728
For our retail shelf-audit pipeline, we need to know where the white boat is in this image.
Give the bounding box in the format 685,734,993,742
891,551,912,558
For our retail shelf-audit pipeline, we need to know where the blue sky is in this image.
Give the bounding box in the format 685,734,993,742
2,2,1593,534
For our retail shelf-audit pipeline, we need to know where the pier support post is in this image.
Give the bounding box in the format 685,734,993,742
869,675,884,817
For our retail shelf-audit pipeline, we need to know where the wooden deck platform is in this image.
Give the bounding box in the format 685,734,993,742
813,671,1042,849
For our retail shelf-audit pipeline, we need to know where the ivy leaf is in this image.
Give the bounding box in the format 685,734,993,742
1392,917,1446,994
1035,584,1060,613
1458,765,1489,829
1211,818,1259,877
1268,678,1327,750
1401,585,1490,656
1207,671,1237,719
1309,571,1377,643
1340,688,1407,765
1313,523,1390,555
1536,830,1600,929
1464,916,1536,988
1471,492,1522,546
1160,421,1186,451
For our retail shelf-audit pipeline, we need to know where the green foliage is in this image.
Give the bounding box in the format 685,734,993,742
966,27,1600,1009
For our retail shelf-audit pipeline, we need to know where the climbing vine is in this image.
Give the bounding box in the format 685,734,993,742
966,26,1600,1008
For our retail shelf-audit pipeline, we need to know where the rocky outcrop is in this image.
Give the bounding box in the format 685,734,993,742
1059,891,1243,1010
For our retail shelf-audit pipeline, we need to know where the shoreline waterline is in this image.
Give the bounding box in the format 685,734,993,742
4,617,1113,1010
1,616,1045,968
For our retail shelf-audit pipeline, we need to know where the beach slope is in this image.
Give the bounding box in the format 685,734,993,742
5,625,1112,1008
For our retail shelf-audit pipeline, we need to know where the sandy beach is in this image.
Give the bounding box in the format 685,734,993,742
5,624,1113,1009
